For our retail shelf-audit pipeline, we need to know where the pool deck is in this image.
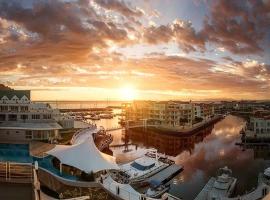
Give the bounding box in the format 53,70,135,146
29,141,55,158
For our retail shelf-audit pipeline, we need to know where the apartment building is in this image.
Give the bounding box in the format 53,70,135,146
124,101,214,129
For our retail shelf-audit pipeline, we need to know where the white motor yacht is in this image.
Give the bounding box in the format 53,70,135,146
120,149,169,183
207,166,237,200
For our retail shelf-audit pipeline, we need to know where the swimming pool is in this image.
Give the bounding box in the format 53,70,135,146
0,144,33,163
0,143,79,181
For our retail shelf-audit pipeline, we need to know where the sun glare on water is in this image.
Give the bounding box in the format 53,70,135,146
119,86,137,101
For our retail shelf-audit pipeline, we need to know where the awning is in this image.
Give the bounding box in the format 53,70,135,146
46,137,119,173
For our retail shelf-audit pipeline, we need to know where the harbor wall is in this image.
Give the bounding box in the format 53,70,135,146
129,115,223,135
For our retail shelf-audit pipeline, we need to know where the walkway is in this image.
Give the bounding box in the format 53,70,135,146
70,126,98,145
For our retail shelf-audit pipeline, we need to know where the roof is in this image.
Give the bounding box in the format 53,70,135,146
0,90,30,100
0,121,62,130
46,137,119,173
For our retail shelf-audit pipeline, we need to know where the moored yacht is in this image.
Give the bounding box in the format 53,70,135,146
146,180,170,198
90,114,100,120
99,113,113,119
120,149,170,183
195,166,237,200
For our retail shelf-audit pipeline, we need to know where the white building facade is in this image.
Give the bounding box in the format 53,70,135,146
0,89,62,142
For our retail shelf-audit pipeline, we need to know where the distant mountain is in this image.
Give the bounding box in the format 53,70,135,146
0,84,12,90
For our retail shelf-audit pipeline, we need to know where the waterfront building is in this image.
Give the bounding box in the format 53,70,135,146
194,103,214,119
212,102,225,114
0,89,62,142
248,111,270,135
124,100,215,129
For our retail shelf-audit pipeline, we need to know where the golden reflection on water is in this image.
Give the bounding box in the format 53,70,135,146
109,115,267,199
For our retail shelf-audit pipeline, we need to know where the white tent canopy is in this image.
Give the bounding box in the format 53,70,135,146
46,137,119,173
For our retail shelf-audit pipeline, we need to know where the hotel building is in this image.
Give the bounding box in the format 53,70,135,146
0,89,62,142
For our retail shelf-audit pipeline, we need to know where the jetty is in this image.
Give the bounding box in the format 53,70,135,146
146,164,183,184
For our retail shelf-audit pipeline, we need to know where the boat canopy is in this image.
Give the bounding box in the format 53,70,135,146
131,157,156,171
46,137,119,173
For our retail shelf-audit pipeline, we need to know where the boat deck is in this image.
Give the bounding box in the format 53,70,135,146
194,177,215,200
146,164,183,184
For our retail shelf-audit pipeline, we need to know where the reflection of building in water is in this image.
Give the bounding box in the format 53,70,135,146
254,148,270,160
124,125,214,157
242,145,270,160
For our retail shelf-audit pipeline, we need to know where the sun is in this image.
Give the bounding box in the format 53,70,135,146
119,86,137,101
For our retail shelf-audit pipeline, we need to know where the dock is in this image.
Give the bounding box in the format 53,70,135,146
194,177,215,200
146,164,183,184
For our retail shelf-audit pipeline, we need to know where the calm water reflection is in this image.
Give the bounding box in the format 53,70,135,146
108,115,270,200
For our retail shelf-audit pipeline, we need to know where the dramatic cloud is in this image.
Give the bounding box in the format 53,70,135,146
143,19,206,52
202,0,270,54
0,0,269,100
0,0,133,68
93,0,144,17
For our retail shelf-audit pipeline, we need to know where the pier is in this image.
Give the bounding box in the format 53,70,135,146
146,164,183,185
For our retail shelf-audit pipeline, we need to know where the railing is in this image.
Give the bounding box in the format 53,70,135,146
70,126,96,144
101,175,181,200
98,134,113,151
102,175,142,200
0,161,33,183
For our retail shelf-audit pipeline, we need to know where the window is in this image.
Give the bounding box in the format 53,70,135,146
43,114,51,119
0,114,5,121
0,106,8,111
20,115,28,120
32,114,40,120
25,131,32,139
8,114,17,121
10,106,19,112
20,106,29,112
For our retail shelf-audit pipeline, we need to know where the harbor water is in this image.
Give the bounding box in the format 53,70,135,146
98,114,270,200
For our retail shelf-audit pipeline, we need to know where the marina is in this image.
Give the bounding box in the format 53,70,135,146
109,115,270,199
0,89,270,200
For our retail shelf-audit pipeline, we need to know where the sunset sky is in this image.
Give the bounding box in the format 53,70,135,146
0,0,270,101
